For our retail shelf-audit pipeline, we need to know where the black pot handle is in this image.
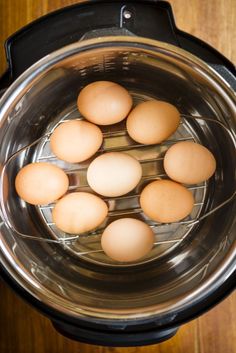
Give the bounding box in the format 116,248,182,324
52,320,178,347
0,0,179,85
0,0,235,90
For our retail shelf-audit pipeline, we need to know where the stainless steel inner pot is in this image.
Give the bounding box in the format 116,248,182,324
0,36,235,323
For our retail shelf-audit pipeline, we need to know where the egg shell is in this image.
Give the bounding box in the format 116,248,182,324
52,192,108,234
126,100,180,144
15,163,69,205
101,218,154,262
77,81,133,125
50,120,103,163
87,152,142,197
140,179,194,223
164,141,216,184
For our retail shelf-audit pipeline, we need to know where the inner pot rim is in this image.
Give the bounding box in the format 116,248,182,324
0,36,235,321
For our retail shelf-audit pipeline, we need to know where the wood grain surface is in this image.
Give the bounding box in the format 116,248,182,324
0,1,235,353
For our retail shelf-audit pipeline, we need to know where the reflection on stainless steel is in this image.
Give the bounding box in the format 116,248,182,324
0,111,234,261
0,37,235,321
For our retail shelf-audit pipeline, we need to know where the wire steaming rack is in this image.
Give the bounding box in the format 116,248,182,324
0,102,235,264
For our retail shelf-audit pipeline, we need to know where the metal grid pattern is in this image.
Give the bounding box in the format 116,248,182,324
34,93,207,266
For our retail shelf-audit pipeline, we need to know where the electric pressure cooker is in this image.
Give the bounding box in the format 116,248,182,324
0,0,235,347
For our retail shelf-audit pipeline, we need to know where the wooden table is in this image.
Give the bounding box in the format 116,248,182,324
0,1,235,352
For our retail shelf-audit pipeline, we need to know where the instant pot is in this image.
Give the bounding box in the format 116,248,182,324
0,0,235,347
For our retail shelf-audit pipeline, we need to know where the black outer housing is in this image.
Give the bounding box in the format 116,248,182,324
0,0,235,347
1,263,235,347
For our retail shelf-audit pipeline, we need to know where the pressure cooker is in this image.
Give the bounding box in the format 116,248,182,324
0,0,235,347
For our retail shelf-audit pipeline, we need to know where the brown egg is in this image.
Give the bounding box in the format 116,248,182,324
126,100,180,144
164,141,216,184
77,81,133,125
140,179,194,223
52,192,108,234
50,120,103,163
87,152,142,197
15,163,69,205
101,218,154,262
